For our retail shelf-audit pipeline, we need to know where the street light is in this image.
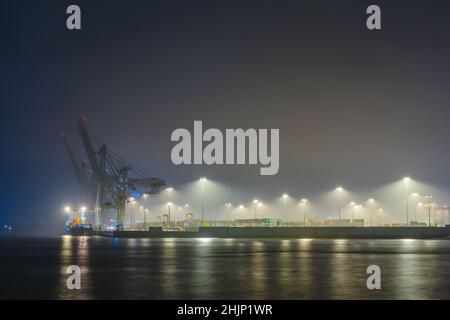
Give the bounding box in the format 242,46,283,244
142,193,150,229
300,198,308,226
282,194,288,223
164,187,174,226
144,208,149,229
442,205,449,226
440,205,448,226
403,177,411,225
336,187,343,224
257,202,263,221
354,204,362,223
253,199,259,220
238,204,244,219
200,177,206,226
378,208,384,226
417,202,423,223
425,195,432,226
410,193,420,222
349,202,356,222
225,203,232,221
130,200,136,228
167,202,172,227
367,198,375,227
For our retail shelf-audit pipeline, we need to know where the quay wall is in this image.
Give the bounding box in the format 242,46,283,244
97,226,450,239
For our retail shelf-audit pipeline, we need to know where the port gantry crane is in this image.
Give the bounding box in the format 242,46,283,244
62,117,166,230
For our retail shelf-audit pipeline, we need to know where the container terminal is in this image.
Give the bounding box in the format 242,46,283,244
62,118,450,239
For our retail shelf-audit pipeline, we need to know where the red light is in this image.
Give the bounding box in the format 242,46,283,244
79,115,87,123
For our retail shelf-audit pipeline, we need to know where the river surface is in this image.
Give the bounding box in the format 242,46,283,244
0,235,449,299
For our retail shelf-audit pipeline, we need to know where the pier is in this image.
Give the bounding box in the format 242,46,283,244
96,226,450,239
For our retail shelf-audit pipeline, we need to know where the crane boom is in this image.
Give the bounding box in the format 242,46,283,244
62,133,86,192
78,117,116,202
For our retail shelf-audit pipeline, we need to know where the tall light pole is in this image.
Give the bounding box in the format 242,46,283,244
378,208,384,226
144,209,149,229
165,187,174,226
200,177,206,226
300,198,308,226
349,202,355,222
238,204,244,222
143,193,148,224
443,205,449,226
129,199,136,229
184,203,190,221
367,198,375,227
253,199,259,220
403,177,410,225
298,202,302,224
425,195,432,226
336,187,343,225
417,202,423,223
257,202,262,222
142,193,149,229
225,203,232,222
167,202,172,228
282,194,288,223
410,193,419,222
441,206,447,226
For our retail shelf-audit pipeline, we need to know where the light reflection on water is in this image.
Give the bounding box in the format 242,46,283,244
58,235,92,299
0,236,449,299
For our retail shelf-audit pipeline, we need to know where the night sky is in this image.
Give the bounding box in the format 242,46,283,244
2,0,450,224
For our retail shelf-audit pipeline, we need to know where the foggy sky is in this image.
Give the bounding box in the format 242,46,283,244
2,0,450,224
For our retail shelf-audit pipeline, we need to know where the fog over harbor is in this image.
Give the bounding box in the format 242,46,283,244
59,176,448,229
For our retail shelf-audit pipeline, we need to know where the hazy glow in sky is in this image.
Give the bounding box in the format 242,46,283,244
2,1,450,225
102,177,449,225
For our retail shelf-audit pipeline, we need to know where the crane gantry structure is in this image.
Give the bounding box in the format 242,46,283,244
62,117,166,230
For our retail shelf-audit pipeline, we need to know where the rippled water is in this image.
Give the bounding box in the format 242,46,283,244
0,235,449,299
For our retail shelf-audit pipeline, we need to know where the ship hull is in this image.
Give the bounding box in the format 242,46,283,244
68,227,95,236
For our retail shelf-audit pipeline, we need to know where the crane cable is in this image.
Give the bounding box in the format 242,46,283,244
89,134,156,180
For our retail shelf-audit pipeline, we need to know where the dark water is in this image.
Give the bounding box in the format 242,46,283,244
0,235,449,299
